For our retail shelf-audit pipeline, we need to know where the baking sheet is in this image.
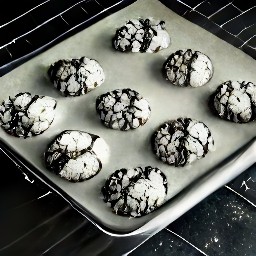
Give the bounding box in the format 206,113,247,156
0,0,256,233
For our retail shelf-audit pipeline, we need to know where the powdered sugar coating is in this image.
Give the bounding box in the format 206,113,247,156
45,130,110,182
96,88,151,130
113,18,170,53
48,56,105,97
163,49,213,87
102,166,168,217
210,80,256,123
151,118,214,166
0,92,57,138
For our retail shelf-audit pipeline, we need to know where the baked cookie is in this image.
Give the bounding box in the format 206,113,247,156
45,130,109,182
0,92,57,138
96,88,151,130
47,56,105,96
162,49,213,87
102,166,167,217
151,118,214,166
113,18,170,53
209,80,256,123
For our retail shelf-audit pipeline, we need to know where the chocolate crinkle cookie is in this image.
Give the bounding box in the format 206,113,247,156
102,166,168,217
162,49,213,87
96,88,151,130
0,92,57,138
45,130,109,182
151,118,214,167
47,56,105,97
209,80,256,123
113,18,170,53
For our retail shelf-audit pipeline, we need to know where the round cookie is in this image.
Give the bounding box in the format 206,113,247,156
96,88,151,130
209,80,256,123
0,92,57,138
45,130,109,182
151,118,214,166
113,18,170,53
102,166,168,217
162,49,213,87
47,56,105,97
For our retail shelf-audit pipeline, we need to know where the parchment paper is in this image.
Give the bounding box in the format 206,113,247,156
0,0,256,233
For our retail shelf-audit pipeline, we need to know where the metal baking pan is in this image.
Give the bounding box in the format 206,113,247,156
1,0,256,236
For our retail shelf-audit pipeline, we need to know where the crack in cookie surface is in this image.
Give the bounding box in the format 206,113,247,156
102,166,168,217
45,130,109,182
151,118,214,166
210,80,256,123
48,57,105,97
0,92,57,138
113,18,170,53
96,88,151,130
162,49,213,87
